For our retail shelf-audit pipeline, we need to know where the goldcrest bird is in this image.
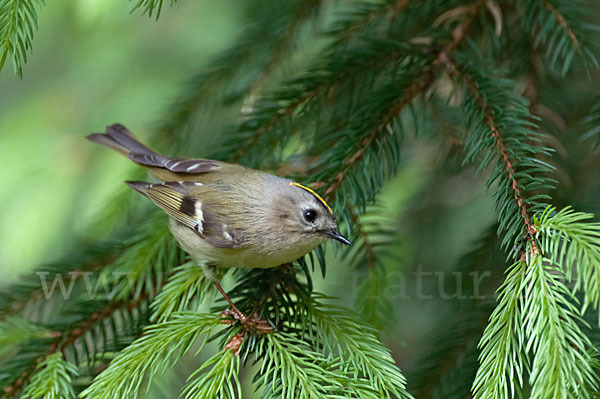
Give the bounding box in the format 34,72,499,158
87,124,351,330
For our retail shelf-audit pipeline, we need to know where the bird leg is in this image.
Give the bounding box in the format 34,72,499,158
214,280,272,333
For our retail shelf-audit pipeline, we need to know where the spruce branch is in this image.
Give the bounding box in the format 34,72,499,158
1,294,151,397
536,206,600,314
179,349,241,399
20,352,78,399
80,313,221,399
473,230,600,398
0,0,43,77
519,0,600,74
149,263,214,323
254,331,383,399
210,266,412,398
305,296,412,398
472,259,527,399
522,253,598,398
443,52,556,252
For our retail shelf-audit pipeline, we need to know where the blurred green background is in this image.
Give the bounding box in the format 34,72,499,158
0,1,501,396
0,0,241,280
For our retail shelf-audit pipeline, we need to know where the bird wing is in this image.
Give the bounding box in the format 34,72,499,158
126,181,247,249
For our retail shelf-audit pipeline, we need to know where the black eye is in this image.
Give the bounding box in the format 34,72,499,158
303,209,317,223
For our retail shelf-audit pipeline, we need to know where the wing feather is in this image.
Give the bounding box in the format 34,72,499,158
125,181,246,249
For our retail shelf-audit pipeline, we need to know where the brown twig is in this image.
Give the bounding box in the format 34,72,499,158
323,72,435,201
439,54,539,258
542,0,579,48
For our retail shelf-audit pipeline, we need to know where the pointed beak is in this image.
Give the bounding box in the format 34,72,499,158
326,230,352,246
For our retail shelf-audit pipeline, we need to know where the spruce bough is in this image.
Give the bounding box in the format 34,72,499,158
1,0,600,398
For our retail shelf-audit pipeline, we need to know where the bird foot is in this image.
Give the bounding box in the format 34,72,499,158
221,308,273,333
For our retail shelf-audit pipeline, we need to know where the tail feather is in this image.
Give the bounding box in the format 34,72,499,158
87,124,159,157
87,123,222,177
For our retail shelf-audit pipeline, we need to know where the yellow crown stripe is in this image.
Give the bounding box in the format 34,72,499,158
290,182,333,215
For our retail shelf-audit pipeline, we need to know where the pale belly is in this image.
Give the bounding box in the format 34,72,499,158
168,218,323,268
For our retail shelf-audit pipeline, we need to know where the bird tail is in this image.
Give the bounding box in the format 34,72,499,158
87,123,221,179
87,124,159,158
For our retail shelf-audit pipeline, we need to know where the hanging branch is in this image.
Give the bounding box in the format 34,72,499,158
0,0,44,77
307,1,483,218
520,0,599,73
442,51,555,252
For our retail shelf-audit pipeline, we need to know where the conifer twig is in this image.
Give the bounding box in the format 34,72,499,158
2,294,150,397
323,72,434,201
542,0,579,48
440,53,540,257
324,0,483,202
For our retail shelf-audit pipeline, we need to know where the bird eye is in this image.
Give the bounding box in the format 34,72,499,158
303,209,317,223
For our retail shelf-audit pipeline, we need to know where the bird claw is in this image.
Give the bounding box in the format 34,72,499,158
220,308,273,333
